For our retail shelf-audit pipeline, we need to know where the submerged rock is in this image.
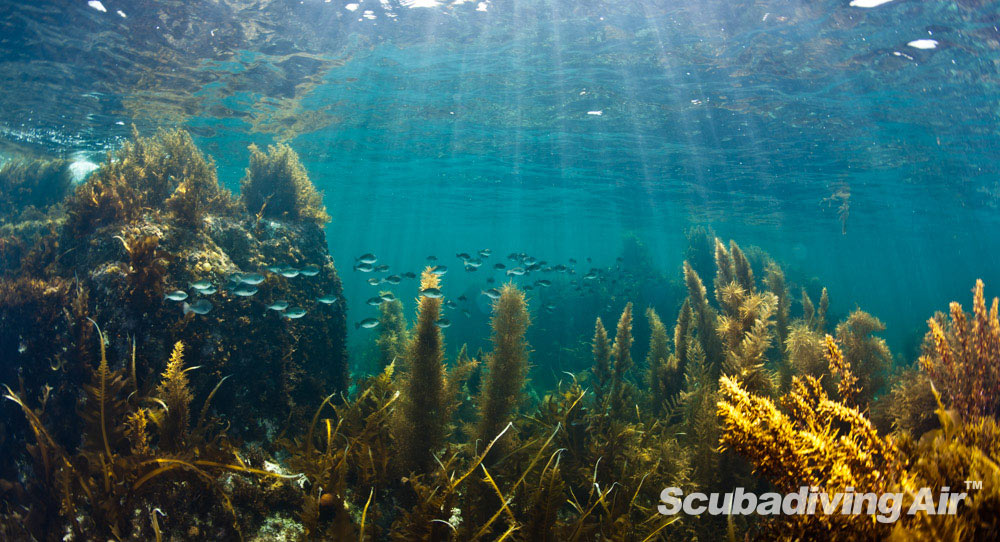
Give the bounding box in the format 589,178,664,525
0,128,348,452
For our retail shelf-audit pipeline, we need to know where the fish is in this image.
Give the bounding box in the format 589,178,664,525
486,277,495,284
182,299,212,315
420,287,443,298
189,280,213,290
456,252,472,260
374,264,389,272
367,277,384,286
356,318,379,329
569,258,577,264
267,265,282,273
493,263,506,270
465,259,482,268
444,300,458,309
507,267,526,276
197,287,217,295
402,272,417,279
380,292,397,302
280,268,301,278
435,318,451,328
285,307,307,319
457,295,468,302
357,253,377,264
544,303,556,312
385,275,402,284
267,301,290,311
165,290,188,301
426,255,438,261
317,294,340,304
354,263,374,273
535,279,551,287
478,249,491,257
462,309,471,317
483,288,501,300
431,265,447,275
464,265,478,272
300,264,320,276
240,272,266,285
366,296,385,306
232,284,258,297
583,271,598,280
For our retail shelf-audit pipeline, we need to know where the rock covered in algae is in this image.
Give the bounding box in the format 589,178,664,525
0,128,348,448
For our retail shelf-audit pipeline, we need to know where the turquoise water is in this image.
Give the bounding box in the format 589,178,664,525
4,0,1000,367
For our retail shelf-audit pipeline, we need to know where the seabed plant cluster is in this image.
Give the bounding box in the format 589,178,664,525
0,129,998,541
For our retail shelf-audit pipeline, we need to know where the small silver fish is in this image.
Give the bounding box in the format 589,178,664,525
507,267,526,276
380,292,397,302
356,318,379,329
317,294,340,304
280,268,300,278
285,307,307,319
189,280,212,290
366,296,385,306
267,265,282,273
182,299,212,315
493,263,506,270
384,275,401,284
354,263,374,273
431,265,447,275
535,280,551,287
368,277,384,285
357,253,377,264
420,287,443,298
233,285,258,297
435,318,451,328
165,290,188,301
300,265,320,276
241,273,266,285
482,288,501,300
267,301,289,311
198,287,217,295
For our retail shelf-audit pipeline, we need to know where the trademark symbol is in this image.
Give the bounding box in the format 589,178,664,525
965,480,982,490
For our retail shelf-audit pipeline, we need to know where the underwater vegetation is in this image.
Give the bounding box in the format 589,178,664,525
0,157,73,223
1,129,999,540
240,143,329,226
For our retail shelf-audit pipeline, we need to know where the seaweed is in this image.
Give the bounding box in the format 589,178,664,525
239,143,329,226
920,279,1000,418
65,127,235,235
2,327,295,540
590,317,612,403
607,302,635,419
717,336,904,540
476,283,530,463
0,157,72,221
375,296,407,372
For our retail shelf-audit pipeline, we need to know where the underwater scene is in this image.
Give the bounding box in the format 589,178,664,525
1,0,1000,540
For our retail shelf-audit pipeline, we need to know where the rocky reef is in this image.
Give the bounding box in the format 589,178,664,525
1,132,999,540
0,128,348,539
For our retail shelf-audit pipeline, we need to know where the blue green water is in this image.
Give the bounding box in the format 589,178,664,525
4,0,1000,370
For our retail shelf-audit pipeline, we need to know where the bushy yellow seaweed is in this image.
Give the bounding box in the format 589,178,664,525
920,279,1000,418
